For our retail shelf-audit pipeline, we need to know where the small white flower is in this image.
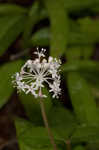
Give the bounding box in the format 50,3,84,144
49,79,61,98
12,48,61,98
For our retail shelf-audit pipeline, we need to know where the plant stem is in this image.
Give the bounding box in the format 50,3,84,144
66,140,71,150
39,97,58,150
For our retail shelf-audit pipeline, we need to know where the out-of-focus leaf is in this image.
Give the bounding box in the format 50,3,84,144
43,0,68,57
0,4,28,15
22,1,40,48
73,145,85,150
66,46,82,61
48,106,77,140
92,88,99,98
39,0,99,18
67,72,99,124
63,0,99,13
91,6,99,13
62,60,99,73
62,61,99,89
81,71,99,89
0,15,26,56
78,18,99,44
71,124,99,143
31,28,50,46
32,27,85,46
19,88,52,125
15,118,61,150
19,93,43,125
0,60,23,108
31,19,99,46
82,46,93,59
66,45,93,60
39,7,48,20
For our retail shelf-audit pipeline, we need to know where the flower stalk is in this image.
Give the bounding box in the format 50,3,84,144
39,96,58,150
66,140,71,150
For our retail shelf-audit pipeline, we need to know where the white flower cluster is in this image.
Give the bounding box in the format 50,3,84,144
12,48,61,98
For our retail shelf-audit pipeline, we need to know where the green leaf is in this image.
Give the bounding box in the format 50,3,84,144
31,19,99,46
0,15,26,56
62,60,99,73
91,6,99,14
31,28,50,46
73,145,85,150
62,60,99,89
78,17,99,44
63,0,99,13
0,4,28,15
19,93,43,125
71,124,99,143
19,88,52,125
32,27,84,46
22,1,40,48
0,60,23,108
48,106,77,140
66,46,82,61
67,72,99,124
15,118,61,150
81,45,93,59
66,45,94,60
43,0,68,57
81,71,99,89
40,0,99,17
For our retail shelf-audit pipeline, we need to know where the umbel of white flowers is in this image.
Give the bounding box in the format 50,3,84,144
12,48,61,98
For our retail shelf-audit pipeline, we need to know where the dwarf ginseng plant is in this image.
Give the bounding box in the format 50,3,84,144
12,48,61,150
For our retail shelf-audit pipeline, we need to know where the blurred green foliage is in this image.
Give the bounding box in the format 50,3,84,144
0,0,99,150
0,60,23,107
